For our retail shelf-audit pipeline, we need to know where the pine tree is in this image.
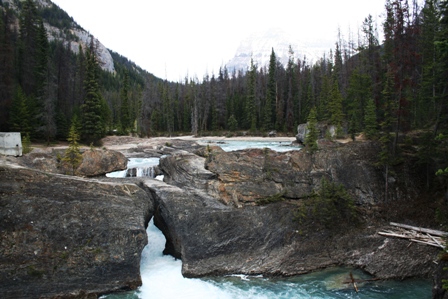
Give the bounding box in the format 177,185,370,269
263,48,276,130
305,107,319,152
364,98,378,139
227,114,238,131
246,58,257,131
378,68,396,201
285,46,296,132
81,41,103,145
328,81,344,137
0,7,14,131
416,0,439,127
120,71,131,133
63,120,82,176
17,0,39,96
10,87,31,135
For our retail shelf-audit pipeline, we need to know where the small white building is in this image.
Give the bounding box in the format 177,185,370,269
0,132,22,156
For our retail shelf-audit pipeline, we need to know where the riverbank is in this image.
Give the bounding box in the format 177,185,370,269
2,134,443,298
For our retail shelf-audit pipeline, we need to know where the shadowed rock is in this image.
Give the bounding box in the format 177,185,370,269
0,163,153,298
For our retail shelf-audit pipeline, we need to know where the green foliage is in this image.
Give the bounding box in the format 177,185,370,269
297,177,358,230
120,71,131,133
81,45,104,145
62,121,82,176
436,168,448,176
256,191,285,205
305,107,318,152
10,87,31,135
364,98,378,139
246,58,257,131
227,114,238,132
328,81,344,137
21,133,32,154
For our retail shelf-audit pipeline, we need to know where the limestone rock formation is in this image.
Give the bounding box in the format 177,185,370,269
142,175,438,279
160,141,404,206
0,162,153,298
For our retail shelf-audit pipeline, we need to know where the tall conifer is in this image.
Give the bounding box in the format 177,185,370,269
81,41,103,145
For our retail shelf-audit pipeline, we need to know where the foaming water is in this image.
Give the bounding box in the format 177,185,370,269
104,221,431,299
106,158,160,178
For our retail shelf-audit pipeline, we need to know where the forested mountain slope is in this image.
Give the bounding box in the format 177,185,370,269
0,0,447,222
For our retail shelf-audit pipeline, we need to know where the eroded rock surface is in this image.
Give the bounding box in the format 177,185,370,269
160,141,409,207
142,176,438,279
0,163,153,298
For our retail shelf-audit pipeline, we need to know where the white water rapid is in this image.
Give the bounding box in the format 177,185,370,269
102,220,431,299
106,158,161,179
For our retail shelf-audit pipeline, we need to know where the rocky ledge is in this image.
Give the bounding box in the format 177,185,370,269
0,137,443,298
149,140,440,279
0,161,152,298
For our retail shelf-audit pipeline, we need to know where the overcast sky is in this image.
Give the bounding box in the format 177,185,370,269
50,0,411,82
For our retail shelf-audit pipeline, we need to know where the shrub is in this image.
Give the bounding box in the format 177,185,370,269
296,177,358,230
22,133,32,154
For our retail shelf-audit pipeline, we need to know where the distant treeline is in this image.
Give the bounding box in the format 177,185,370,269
0,0,447,146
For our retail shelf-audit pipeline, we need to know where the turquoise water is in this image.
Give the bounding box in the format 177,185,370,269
103,221,432,299
199,140,302,152
103,143,431,299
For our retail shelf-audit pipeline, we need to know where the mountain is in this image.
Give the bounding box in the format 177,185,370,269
225,28,332,73
3,0,114,73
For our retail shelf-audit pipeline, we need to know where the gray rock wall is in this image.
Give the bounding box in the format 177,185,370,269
0,163,152,298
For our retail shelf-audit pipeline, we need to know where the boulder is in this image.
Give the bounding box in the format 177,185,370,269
19,148,128,177
76,149,128,177
0,162,153,298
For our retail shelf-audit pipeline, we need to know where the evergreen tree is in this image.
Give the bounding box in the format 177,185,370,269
227,114,238,131
328,80,344,137
63,120,82,176
120,71,131,133
285,45,296,132
246,58,257,131
305,107,319,152
81,41,104,145
378,68,396,201
416,0,439,127
263,48,276,130
17,0,39,96
0,7,14,131
10,87,31,135
364,98,378,139
346,69,372,132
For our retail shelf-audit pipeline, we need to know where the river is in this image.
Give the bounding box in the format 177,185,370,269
103,140,432,299
103,220,431,299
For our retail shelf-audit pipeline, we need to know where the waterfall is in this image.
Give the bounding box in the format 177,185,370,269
106,158,160,178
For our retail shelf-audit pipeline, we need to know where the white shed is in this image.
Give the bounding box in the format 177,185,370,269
0,132,22,156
